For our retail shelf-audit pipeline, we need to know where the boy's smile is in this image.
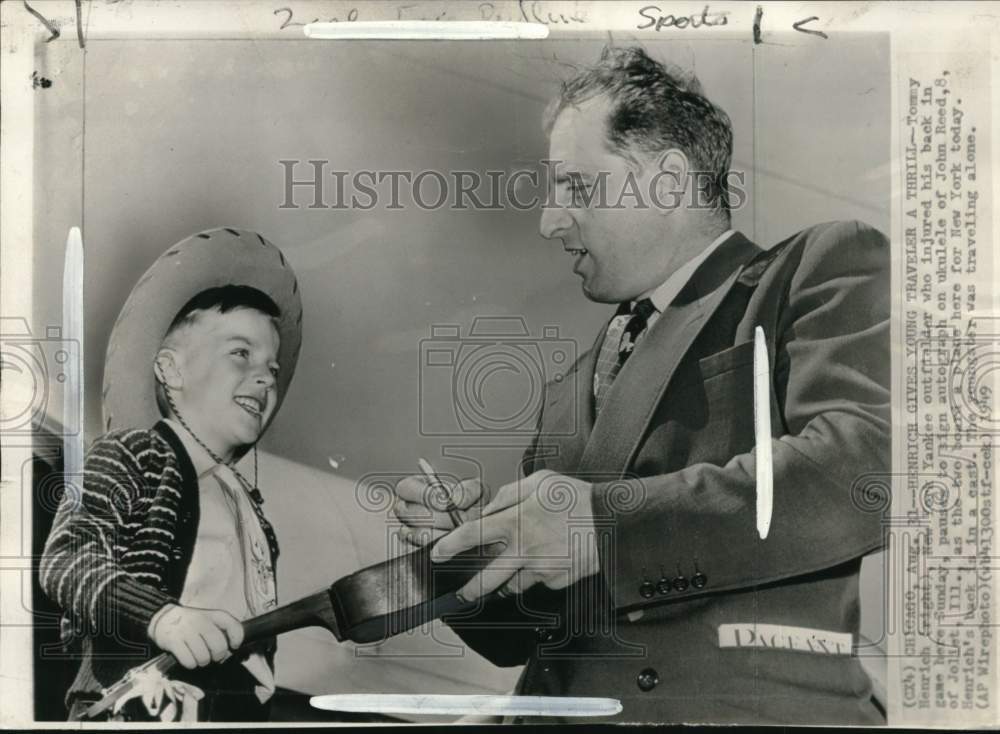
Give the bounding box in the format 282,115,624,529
166,308,281,461
234,394,266,418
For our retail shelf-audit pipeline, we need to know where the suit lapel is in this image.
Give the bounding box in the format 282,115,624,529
540,324,603,474
577,232,763,476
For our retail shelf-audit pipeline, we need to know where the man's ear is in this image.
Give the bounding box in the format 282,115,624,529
153,348,184,391
652,149,689,213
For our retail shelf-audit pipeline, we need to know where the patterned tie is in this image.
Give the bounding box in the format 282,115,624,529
593,298,657,416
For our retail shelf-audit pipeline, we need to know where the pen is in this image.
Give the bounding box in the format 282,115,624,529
417,457,464,528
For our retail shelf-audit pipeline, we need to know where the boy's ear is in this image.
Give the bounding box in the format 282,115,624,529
153,348,184,391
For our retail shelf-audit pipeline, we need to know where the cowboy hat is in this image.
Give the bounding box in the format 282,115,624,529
103,227,303,435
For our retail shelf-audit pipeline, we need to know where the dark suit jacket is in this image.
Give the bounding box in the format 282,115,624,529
445,221,890,725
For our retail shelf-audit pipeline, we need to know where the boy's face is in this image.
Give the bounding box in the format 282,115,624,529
164,307,281,459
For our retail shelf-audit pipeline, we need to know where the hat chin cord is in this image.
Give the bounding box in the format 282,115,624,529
163,387,264,505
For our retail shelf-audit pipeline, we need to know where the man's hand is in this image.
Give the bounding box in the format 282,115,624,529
147,604,244,669
430,470,600,602
393,474,492,546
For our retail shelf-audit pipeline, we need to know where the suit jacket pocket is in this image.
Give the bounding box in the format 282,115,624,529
698,340,754,381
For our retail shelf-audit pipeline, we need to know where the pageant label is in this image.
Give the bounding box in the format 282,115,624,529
718,624,853,655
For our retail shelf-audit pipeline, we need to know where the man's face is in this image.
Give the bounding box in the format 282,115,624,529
167,307,281,459
540,96,685,304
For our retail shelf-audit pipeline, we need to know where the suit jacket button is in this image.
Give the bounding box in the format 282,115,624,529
639,581,655,599
691,572,707,589
672,575,689,592
656,578,671,595
636,668,659,692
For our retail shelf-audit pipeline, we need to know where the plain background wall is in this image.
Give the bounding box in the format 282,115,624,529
33,34,890,699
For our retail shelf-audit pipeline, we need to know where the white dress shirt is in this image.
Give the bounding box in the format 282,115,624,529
639,228,735,332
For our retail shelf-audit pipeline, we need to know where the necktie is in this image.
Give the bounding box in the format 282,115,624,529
593,298,657,416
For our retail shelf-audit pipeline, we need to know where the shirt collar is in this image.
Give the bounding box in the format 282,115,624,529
163,418,223,479
639,228,736,312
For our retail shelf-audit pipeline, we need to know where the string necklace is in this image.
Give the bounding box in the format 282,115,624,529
164,389,280,599
164,389,264,505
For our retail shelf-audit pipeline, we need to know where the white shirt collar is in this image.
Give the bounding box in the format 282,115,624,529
639,229,736,312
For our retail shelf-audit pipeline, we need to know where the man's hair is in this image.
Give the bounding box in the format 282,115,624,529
544,45,734,217
155,285,282,417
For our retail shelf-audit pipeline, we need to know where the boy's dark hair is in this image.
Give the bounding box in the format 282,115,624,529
166,284,281,333
544,45,734,218
155,285,282,417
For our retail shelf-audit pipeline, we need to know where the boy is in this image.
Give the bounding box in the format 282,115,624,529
41,228,303,722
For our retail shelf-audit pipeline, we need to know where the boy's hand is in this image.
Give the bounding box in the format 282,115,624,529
147,604,244,669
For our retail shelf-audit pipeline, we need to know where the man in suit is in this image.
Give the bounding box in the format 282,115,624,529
394,45,889,725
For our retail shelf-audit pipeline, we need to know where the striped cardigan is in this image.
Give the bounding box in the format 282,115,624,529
40,421,278,707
